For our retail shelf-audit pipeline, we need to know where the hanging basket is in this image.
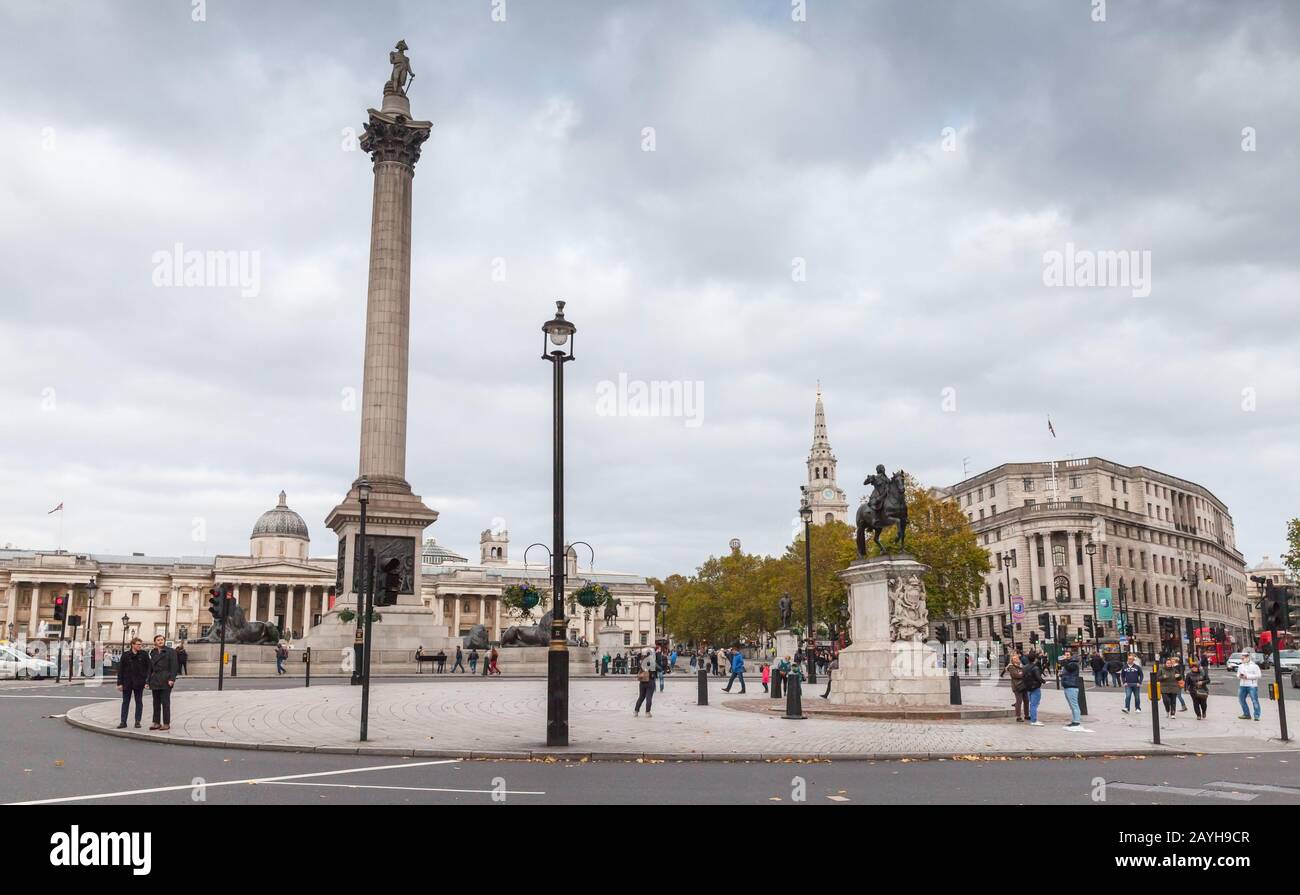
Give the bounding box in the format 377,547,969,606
574,583,611,609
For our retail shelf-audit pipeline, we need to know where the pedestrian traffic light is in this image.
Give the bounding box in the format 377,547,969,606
53,595,66,622
1029,630,1039,644
373,557,403,607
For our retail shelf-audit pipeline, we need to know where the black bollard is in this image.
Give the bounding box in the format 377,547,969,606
1150,673,1161,745
771,668,783,700
304,647,311,688
230,653,238,678
949,670,962,705
1077,676,1087,716
782,671,805,720
697,667,708,706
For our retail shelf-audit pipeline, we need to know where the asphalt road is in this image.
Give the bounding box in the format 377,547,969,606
3,680,1298,806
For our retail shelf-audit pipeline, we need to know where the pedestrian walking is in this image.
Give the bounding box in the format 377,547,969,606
1089,652,1106,687
761,663,770,693
1184,658,1210,720
709,649,719,676
1105,655,1122,687
1059,649,1082,727
634,648,656,717
488,647,500,675
175,642,188,676
1175,654,1189,712
1158,657,1182,720
722,647,746,693
1120,654,1144,713
115,637,149,729
601,653,610,675
451,646,465,673
656,647,668,692
146,634,178,731
468,648,479,673
821,654,838,699
1023,652,1044,726
1236,652,1262,721
275,640,288,675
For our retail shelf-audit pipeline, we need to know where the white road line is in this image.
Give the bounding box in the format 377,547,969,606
263,781,545,796
1205,781,1300,796
8,758,461,805
0,694,114,700
1107,782,1256,802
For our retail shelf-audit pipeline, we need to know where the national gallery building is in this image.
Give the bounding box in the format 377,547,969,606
0,493,659,651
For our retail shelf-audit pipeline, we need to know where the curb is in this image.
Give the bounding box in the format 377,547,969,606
62,705,1193,762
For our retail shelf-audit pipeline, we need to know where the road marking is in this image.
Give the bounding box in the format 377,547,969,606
7,759,461,805
263,781,545,796
1205,781,1300,796
0,694,114,700
1107,782,1256,802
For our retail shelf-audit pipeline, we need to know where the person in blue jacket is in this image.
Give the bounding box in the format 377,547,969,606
722,647,747,694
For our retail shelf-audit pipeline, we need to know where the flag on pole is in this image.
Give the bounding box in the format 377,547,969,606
47,502,63,514
1047,417,1057,438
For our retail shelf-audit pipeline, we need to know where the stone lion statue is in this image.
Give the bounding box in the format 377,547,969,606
198,599,280,645
463,623,490,650
500,610,553,647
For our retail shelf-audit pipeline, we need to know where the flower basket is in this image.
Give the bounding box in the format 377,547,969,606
573,582,611,609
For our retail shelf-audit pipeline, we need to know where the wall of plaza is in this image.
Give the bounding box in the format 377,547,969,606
938,457,1250,658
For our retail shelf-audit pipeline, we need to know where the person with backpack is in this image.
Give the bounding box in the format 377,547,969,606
634,648,656,717
1059,649,1083,727
468,648,479,674
1022,652,1045,726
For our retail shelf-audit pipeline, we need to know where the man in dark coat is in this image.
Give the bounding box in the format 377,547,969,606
116,637,150,729
146,635,179,731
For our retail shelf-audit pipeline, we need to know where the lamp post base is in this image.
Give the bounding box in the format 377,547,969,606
546,641,569,747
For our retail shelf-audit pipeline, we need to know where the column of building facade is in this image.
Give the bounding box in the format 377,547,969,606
493,599,501,642
1065,530,1079,605
249,584,260,623
452,596,461,638
168,585,179,639
28,583,41,636
4,585,15,637
1024,533,1039,604
285,586,296,638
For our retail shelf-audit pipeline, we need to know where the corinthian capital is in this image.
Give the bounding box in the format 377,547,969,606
361,113,431,168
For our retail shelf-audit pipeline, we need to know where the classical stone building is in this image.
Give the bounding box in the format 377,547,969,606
0,493,659,654
938,457,1250,659
804,388,849,525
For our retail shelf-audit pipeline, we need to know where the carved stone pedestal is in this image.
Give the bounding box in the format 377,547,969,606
773,629,800,662
827,555,949,707
597,625,625,659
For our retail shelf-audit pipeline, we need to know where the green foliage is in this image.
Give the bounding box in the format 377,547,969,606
337,608,381,624
501,583,544,619
659,479,990,644
1283,519,1300,585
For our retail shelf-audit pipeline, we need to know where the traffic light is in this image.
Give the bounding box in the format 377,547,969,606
1029,630,1039,644
208,583,231,619
1083,615,1094,636
1262,592,1284,630
934,624,949,645
53,595,66,622
1037,612,1050,630
373,557,403,607
1002,623,1014,639
1281,586,1298,630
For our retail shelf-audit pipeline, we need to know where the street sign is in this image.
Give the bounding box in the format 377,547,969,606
1095,588,1113,621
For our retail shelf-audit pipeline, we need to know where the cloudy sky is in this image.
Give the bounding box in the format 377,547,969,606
1,0,1297,578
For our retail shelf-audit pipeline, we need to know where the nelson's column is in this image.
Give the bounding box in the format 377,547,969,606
304,41,451,662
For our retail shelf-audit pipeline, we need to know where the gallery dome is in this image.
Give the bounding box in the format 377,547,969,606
251,491,309,540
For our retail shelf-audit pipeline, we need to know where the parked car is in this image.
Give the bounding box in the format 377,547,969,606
1227,651,1272,671
1276,649,1300,673
0,643,58,679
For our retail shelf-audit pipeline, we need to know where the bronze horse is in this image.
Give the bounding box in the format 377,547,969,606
856,469,908,556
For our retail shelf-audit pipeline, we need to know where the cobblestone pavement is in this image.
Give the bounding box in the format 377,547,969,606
65,676,1300,760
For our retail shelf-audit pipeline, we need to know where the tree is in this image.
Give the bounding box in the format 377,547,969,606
1283,518,1300,585
772,520,857,637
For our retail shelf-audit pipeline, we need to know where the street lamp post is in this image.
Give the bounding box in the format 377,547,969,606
1001,554,1014,660
120,614,131,656
799,488,816,684
1085,539,1099,653
85,576,97,677
352,478,371,686
542,300,576,748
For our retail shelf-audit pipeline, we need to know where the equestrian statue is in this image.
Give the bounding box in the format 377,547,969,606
855,464,909,557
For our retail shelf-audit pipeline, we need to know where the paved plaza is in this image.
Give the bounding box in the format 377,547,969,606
65,675,1298,761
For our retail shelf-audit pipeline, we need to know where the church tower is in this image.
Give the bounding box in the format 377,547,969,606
806,387,849,525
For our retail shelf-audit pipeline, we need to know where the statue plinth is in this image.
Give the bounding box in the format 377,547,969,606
773,629,800,662
597,625,625,658
827,555,949,707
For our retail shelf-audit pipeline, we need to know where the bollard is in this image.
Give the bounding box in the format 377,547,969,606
696,667,708,706
230,654,238,678
1150,678,1161,745
949,670,962,705
1077,677,1088,717
304,647,311,688
771,668,783,700
782,671,805,720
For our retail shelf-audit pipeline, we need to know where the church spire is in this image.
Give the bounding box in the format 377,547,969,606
805,386,848,525
812,384,830,450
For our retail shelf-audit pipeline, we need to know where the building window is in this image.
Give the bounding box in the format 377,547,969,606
989,483,996,496
1024,499,1036,508
623,632,631,646
1023,478,1035,491
1071,496,1082,503
101,591,112,607
1069,475,1081,488
131,592,140,608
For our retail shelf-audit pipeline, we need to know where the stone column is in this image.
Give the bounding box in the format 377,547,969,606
1025,534,1040,602
493,598,501,642
167,585,178,639
28,583,40,636
478,595,485,634
4,586,15,636
1066,530,1079,604
285,586,296,639
249,584,259,623
452,596,461,639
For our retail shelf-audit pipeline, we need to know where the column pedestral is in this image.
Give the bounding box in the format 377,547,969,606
597,625,624,659
827,554,950,707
